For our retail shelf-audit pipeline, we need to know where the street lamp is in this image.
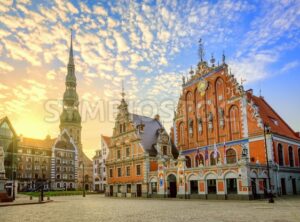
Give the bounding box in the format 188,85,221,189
79,161,85,197
263,124,274,203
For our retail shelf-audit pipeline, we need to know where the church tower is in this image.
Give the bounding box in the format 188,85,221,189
59,31,82,151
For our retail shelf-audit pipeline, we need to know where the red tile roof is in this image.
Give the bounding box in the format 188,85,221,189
19,137,56,149
249,93,300,141
101,135,111,146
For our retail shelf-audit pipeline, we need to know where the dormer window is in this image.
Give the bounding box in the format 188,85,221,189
119,123,126,133
269,117,279,126
137,122,145,133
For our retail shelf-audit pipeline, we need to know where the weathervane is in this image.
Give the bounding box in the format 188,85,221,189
198,38,205,62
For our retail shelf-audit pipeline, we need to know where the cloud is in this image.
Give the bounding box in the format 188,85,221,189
93,5,107,16
280,61,299,73
0,61,14,72
66,2,78,14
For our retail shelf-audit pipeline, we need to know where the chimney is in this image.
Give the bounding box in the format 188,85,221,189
154,114,160,121
246,89,253,95
19,134,23,142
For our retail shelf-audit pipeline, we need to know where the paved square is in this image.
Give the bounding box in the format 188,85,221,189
1,195,300,222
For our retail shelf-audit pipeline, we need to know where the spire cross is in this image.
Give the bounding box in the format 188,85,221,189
121,80,125,99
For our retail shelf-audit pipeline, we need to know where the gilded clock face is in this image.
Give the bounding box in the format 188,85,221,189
197,79,208,95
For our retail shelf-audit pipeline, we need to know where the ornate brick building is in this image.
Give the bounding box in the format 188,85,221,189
106,91,178,197
161,41,300,199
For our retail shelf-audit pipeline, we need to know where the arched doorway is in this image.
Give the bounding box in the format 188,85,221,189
167,174,177,198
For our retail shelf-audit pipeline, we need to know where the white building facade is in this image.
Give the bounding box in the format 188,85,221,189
93,135,109,192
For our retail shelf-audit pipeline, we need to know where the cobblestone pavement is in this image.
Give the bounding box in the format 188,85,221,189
1,195,300,222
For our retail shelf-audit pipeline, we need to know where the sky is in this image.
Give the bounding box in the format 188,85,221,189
0,0,299,159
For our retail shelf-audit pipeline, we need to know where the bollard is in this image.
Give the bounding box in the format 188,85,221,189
30,196,32,200
47,196,50,201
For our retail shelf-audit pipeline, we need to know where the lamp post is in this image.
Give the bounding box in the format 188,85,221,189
80,161,85,197
263,124,274,203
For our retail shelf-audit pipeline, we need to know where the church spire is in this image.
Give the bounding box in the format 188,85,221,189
198,38,205,62
69,29,74,66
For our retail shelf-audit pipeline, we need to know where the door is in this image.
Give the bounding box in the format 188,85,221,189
281,178,286,195
109,185,113,196
169,182,177,198
136,184,142,197
292,179,297,195
263,179,267,198
251,178,257,199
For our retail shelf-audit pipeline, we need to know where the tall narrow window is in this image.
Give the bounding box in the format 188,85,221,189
136,165,141,176
185,156,192,168
289,146,294,167
189,120,193,138
229,106,240,140
126,147,130,157
179,123,184,145
126,166,130,176
117,149,121,159
117,167,122,177
278,144,284,166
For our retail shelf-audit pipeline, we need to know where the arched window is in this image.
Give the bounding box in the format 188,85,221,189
278,144,284,166
226,149,237,164
289,146,294,167
229,106,240,140
197,118,203,134
215,78,225,102
210,152,220,166
185,156,192,168
186,92,193,113
195,154,204,167
188,119,193,138
179,122,184,145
